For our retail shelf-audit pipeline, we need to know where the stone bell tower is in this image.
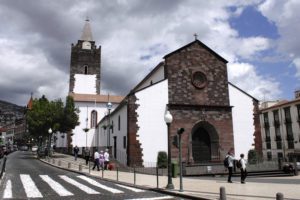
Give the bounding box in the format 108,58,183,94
69,19,101,95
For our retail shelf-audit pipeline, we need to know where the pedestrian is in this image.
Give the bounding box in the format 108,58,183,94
92,149,100,171
73,145,79,161
225,151,235,183
239,153,247,184
84,148,90,165
104,149,110,170
99,150,105,170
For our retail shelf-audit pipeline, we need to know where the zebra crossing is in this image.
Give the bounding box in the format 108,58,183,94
2,174,160,199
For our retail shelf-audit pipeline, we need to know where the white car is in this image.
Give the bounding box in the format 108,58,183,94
32,146,38,152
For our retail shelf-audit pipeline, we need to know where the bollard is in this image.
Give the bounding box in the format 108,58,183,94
79,164,82,171
134,167,136,185
102,168,104,178
293,157,298,176
276,192,284,200
58,160,61,166
68,163,71,169
117,168,119,181
156,167,159,188
220,187,226,200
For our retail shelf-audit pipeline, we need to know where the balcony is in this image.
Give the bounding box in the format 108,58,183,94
273,121,280,127
275,135,282,141
265,136,271,142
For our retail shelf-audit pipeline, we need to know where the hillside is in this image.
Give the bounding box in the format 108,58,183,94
0,100,25,127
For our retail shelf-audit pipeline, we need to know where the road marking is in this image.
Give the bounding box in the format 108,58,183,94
59,175,99,194
115,184,144,192
20,174,43,198
40,175,73,196
3,180,12,198
124,196,174,200
77,175,123,194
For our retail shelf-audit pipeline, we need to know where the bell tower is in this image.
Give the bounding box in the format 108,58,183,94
69,19,101,94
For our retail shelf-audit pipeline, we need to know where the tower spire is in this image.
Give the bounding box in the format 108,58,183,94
80,18,93,41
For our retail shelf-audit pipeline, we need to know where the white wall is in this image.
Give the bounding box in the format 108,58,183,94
74,74,97,94
135,80,168,166
135,65,164,91
229,84,255,159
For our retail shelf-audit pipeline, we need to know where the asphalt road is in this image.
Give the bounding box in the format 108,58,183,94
0,151,183,200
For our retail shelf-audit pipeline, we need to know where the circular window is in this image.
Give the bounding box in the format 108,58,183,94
192,71,207,89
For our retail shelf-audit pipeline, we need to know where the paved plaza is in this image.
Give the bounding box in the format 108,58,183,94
40,153,300,200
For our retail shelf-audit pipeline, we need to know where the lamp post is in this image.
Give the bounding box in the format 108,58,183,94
177,128,185,192
164,110,174,189
48,128,52,157
106,102,112,149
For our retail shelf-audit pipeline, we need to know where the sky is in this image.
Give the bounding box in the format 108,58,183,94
0,0,299,106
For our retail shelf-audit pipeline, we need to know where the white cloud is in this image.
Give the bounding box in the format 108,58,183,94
293,58,300,78
228,62,281,100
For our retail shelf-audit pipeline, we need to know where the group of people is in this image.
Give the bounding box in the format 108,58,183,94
73,146,110,170
225,151,247,184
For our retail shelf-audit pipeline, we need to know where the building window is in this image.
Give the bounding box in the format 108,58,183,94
84,65,88,74
123,136,126,149
118,115,120,131
284,107,292,124
276,141,282,149
277,152,283,161
297,105,300,123
90,110,97,128
267,152,272,161
263,113,269,127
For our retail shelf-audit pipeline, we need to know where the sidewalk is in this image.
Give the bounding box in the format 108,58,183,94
39,153,300,200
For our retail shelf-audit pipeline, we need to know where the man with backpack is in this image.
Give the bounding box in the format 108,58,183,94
239,153,247,184
224,151,235,183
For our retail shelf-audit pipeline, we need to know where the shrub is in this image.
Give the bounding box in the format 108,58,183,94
157,151,168,168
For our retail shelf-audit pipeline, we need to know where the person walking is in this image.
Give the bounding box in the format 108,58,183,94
240,153,247,184
73,145,79,161
104,149,110,170
92,149,100,171
84,148,90,165
225,151,235,183
99,150,105,170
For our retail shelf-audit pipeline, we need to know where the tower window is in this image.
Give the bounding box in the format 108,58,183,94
118,115,121,131
84,65,88,74
91,110,97,128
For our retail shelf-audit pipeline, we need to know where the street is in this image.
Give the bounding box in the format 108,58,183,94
0,151,182,200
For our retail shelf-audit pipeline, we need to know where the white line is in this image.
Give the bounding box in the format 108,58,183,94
20,174,43,198
40,175,73,196
3,180,12,199
124,196,174,200
77,175,123,194
115,184,145,192
59,175,99,194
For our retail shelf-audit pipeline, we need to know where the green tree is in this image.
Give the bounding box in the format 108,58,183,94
248,149,260,164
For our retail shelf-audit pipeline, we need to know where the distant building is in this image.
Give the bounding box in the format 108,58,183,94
259,90,300,162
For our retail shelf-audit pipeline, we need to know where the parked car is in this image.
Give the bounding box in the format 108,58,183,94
19,145,29,151
13,145,18,151
32,145,38,152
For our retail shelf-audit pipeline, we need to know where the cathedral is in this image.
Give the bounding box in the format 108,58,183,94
56,20,261,166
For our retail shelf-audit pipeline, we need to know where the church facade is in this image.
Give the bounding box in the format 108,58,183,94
96,40,261,166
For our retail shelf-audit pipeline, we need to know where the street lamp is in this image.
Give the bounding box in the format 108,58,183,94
48,128,52,157
164,110,174,189
106,102,112,148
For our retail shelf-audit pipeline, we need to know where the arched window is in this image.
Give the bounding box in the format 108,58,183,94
91,110,97,128
84,65,88,74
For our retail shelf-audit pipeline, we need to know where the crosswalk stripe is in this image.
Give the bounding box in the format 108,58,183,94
77,175,123,194
59,175,100,194
124,196,174,200
3,180,12,198
116,184,144,192
20,174,43,198
40,175,73,196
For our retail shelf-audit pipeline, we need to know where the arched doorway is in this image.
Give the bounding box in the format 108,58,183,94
191,121,219,163
192,127,211,162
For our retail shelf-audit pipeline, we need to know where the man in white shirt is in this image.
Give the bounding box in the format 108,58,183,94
240,153,247,184
226,151,235,183
92,149,100,171
104,149,110,170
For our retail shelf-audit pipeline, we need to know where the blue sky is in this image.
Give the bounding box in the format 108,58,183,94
0,0,299,105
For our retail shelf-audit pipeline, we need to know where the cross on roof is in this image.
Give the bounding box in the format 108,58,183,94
194,33,198,40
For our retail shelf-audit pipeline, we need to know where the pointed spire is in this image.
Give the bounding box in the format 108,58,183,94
80,18,93,41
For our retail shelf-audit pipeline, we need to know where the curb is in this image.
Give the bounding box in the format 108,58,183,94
38,158,210,200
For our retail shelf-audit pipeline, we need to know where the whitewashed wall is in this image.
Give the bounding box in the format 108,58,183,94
135,80,168,166
73,74,97,94
135,66,164,91
229,84,255,159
